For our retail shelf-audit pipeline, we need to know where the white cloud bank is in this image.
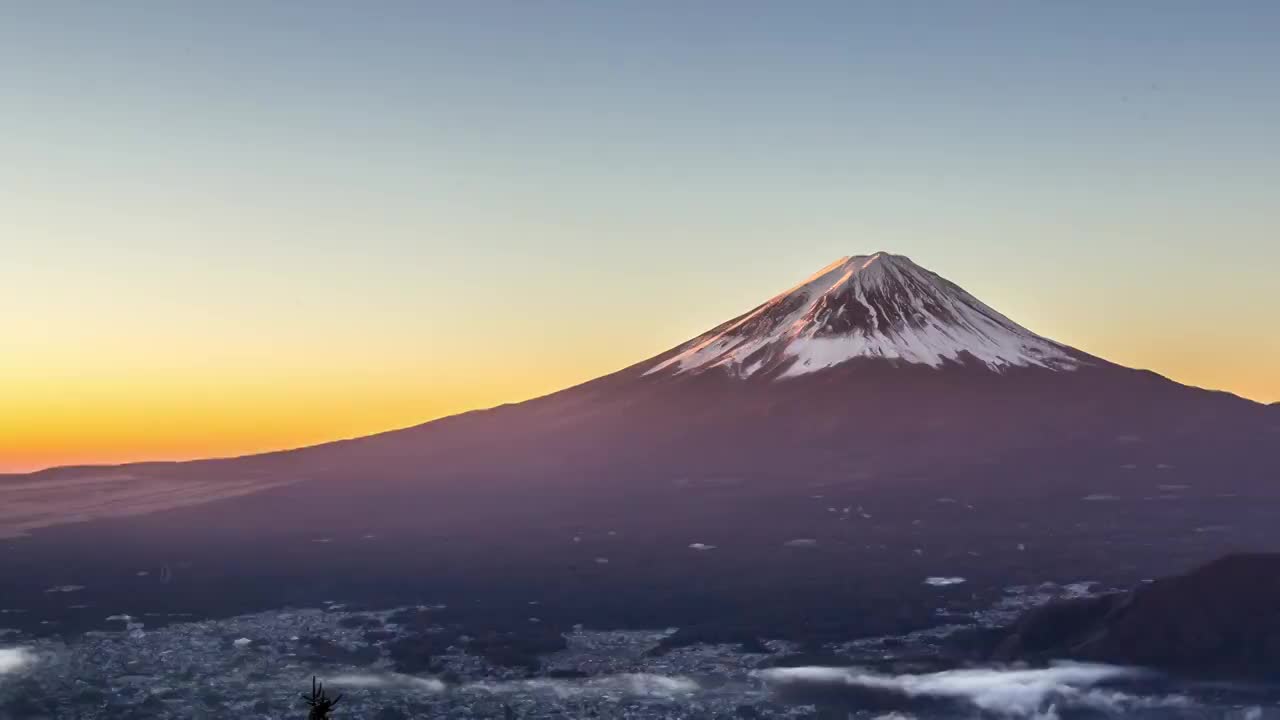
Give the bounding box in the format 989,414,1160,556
0,647,36,676
754,663,1182,718
327,672,698,700
468,673,699,699
328,673,447,694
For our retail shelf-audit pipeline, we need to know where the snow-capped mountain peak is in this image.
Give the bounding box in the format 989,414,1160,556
646,252,1085,379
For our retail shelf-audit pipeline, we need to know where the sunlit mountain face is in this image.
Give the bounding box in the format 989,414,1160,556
2,254,1278,718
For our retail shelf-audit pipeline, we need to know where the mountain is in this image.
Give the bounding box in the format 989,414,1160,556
647,253,1085,378
991,554,1280,678
2,252,1277,644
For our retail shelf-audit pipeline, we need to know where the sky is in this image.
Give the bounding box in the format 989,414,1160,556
2,1,1278,472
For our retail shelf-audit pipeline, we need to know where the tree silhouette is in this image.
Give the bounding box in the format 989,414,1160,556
301,676,343,719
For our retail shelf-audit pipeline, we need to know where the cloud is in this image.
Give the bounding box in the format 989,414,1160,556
754,663,1171,718
924,576,965,586
466,673,699,699
602,674,699,697
43,585,84,593
328,673,447,694
0,647,36,676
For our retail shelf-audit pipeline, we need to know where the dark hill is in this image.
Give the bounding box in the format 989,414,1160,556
993,553,1280,678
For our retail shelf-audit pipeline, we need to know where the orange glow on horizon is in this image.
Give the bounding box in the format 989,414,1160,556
3,345,1275,474
0,354,620,474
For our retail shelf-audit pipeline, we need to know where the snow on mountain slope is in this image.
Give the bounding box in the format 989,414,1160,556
646,252,1085,379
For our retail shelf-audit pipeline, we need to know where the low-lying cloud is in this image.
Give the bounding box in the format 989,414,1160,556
468,673,699,699
326,672,698,700
328,673,447,694
754,663,1183,718
0,647,36,676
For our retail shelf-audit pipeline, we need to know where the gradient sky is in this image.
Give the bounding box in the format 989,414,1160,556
3,2,1278,472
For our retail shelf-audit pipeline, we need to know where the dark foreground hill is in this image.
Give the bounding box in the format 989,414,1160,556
992,553,1280,678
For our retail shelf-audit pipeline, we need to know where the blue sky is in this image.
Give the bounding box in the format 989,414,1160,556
2,1,1278,469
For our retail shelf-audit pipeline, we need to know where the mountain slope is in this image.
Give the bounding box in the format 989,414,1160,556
1,253,1277,646
3,253,1275,536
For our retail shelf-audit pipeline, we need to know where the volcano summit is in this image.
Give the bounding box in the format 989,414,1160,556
648,252,1084,378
